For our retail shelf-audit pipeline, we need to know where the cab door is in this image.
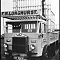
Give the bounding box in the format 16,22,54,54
41,22,47,48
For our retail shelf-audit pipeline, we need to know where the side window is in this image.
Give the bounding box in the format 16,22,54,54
41,23,46,33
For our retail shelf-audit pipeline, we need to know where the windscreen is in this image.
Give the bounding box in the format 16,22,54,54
22,22,37,33
6,21,37,33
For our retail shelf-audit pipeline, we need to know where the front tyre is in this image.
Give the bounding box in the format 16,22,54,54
42,45,52,59
42,45,55,59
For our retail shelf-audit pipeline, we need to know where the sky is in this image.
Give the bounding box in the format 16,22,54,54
50,0,59,29
1,0,59,34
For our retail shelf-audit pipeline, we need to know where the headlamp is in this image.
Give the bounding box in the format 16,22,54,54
5,52,9,55
4,43,8,48
30,44,35,50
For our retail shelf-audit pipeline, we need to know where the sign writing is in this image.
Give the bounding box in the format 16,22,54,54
1,10,38,16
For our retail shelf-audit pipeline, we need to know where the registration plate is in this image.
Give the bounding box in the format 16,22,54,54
14,56,27,60
18,57,24,60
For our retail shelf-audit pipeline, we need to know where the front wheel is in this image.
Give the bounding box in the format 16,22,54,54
42,45,53,59
42,45,55,60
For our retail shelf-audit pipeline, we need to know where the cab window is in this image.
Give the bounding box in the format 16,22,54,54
39,23,46,33
6,22,21,33
6,22,37,33
13,23,21,33
41,23,46,33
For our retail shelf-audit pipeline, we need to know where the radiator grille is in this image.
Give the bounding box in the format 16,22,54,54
12,37,28,53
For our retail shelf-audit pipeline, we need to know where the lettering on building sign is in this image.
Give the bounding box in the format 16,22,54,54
1,10,38,16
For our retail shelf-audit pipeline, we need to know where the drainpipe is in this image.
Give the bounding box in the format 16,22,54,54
42,0,45,17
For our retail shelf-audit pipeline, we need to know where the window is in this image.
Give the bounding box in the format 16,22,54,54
21,11,23,15
6,22,37,33
31,10,33,14
22,23,37,32
27,10,30,15
40,23,46,33
41,23,44,33
13,23,21,33
24,24,36,30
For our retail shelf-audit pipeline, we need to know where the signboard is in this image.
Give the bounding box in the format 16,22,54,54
1,10,46,20
1,10,38,16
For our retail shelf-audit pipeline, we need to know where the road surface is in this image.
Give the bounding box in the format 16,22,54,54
1,49,59,60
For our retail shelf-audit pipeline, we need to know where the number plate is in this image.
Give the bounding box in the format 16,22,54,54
18,57,24,60
14,56,17,59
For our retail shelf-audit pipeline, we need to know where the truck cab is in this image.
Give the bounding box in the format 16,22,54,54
4,19,47,57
